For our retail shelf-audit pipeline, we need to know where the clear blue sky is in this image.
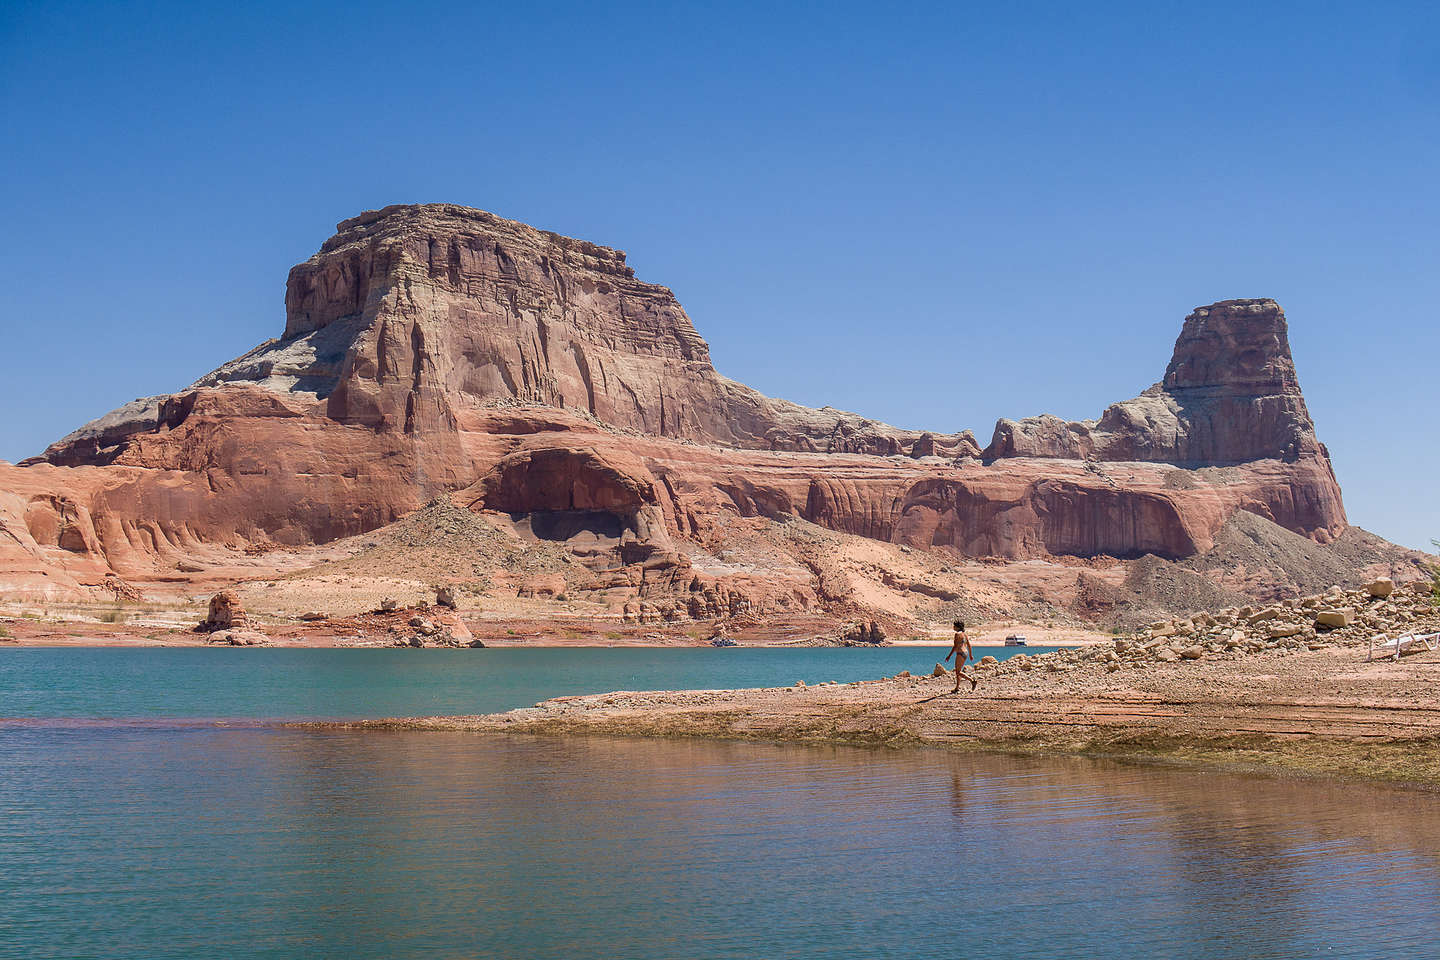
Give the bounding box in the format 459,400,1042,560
2,1,1437,548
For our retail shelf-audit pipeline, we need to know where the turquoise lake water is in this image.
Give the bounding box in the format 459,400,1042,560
3,649,1440,959
0,646,1047,720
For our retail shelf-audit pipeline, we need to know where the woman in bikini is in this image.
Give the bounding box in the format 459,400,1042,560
944,619,977,692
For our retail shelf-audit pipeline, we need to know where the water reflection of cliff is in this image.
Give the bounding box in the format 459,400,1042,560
55,729,1439,959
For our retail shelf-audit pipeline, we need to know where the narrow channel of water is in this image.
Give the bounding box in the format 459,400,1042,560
0,646,1050,720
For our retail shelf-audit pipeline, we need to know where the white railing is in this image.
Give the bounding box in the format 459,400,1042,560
1368,632,1440,662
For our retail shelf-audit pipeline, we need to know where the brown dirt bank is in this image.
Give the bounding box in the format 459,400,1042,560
322,644,1440,787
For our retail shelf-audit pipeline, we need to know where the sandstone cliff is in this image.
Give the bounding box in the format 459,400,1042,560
41,204,976,464
0,204,1357,627
984,299,1326,465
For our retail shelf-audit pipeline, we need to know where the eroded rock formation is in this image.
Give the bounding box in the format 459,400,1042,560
984,299,1327,465
0,204,1352,623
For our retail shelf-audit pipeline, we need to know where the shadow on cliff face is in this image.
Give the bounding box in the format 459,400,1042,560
511,510,627,561
469,443,684,577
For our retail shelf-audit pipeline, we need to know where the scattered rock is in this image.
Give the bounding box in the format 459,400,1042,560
1315,608,1355,629
1366,578,1396,599
209,628,268,646
103,573,145,602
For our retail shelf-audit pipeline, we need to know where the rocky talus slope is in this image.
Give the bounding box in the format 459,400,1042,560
1001,578,1438,675
0,203,1410,634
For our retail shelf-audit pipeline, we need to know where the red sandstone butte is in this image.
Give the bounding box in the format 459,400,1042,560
0,204,1345,610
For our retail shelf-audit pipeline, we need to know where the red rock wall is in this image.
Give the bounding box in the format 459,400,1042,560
0,206,1351,601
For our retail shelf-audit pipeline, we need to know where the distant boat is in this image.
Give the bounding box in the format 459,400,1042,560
1004,635,1028,647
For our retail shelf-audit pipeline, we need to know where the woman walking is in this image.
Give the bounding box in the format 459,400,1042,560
945,619,977,692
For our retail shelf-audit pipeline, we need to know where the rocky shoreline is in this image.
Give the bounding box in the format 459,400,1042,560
321,579,1440,787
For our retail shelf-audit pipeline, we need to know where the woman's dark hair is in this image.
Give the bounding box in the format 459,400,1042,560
953,620,965,631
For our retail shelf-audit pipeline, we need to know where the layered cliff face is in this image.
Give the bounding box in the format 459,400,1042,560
195,204,974,458
1,204,1352,618
984,300,1325,465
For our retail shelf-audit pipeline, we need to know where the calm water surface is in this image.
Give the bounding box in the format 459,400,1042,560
0,646,1049,720
2,650,1439,959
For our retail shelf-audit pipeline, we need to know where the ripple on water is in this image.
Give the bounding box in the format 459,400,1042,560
2,728,1440,959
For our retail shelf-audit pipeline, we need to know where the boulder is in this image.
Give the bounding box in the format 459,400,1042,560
1178,645,1205,660
1366,578,1395,599
438,615,473,644
932,663,948,677
199,591,245,632
435,585,458,609
840,621,886,644
1315,608,1355,629
210,628,268,646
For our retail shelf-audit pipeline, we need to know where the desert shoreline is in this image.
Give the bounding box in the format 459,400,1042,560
11,614,1440,787
0,612,1110,649
309,640,1440,788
